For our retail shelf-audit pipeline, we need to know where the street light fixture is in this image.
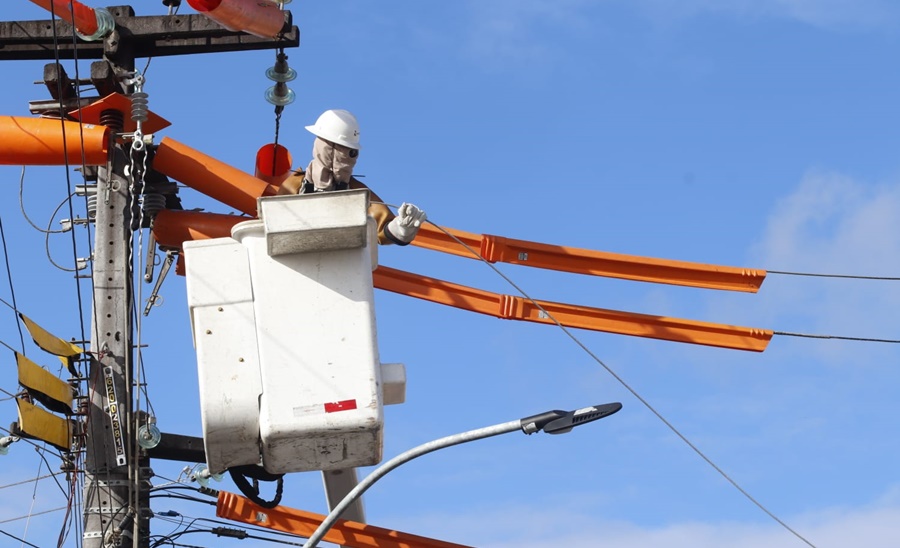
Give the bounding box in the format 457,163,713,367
302,402,623,548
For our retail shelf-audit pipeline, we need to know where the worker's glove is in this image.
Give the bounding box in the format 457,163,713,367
386,203,427,245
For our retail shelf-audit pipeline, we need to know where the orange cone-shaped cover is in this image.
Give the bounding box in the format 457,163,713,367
254,143,293,186
0,116,109,166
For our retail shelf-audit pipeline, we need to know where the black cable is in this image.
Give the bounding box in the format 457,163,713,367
0,217,26,352
40,11,111,548
0,472,66,491
64,0,92,354
410,212,818,548
769,269,900,281
148,493,217,506
0,528,42,548
33,445,68,496
775,331,900,344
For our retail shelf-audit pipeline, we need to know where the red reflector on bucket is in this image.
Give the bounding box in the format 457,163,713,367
324,400,358,413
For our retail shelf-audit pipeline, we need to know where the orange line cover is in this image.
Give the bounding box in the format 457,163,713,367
153,137,279,217
0,116,109,166
373,266,772,352
29,0,100,35
217,491,473,548
412,224,767,293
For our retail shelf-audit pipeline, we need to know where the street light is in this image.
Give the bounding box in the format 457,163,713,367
302,402,623,548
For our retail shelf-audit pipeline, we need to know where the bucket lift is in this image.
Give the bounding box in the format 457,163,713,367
184,189,406,475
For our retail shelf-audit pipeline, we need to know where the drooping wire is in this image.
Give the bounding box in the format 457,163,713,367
18,167,68,235
48,4,105,548
774,330,900,343
396,208,818,548
769,269,900,281
33,445,67,497
0,473,66,492
0,528,42,548
0,507,67,526
19,441,47,546
0,216,26,352
41,191,80,273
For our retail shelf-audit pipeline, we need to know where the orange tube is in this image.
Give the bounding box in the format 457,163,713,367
152,137,279,217
217,491,473,548
29,0,100,36
152,209,242,250
150,210,771,351
413,224,767,293
0,116,109,166
254,143,293,186
187,0,290,39
373,266,772,352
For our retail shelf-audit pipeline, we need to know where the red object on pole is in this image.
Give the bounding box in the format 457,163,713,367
186,0,290,39
0,116,109,166
29,0,100,36
254,143,293,186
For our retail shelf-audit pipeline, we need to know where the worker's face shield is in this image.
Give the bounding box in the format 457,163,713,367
313,138,358,186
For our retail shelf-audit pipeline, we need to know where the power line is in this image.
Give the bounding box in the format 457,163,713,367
0,506,67,525
0,216,26,352
776,331,900,344
0,472,65,491
0,527,42,548
418,212,818,548
769,269,900,281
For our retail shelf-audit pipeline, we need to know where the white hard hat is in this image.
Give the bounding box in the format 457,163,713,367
305,109,361,150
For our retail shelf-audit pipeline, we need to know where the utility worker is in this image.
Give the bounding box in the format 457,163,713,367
278,109,426,246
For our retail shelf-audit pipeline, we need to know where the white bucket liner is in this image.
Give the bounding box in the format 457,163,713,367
185,189,403,475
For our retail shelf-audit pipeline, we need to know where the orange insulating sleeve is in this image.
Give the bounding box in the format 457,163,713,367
153,137,279,217
0,116,109,166
412,224,767,293
217,491,473,548
373,266,772,352
254,143,293,186
187,0,289,39
152,209,242,250
29,0,100,36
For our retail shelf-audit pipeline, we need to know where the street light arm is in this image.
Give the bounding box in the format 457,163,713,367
302,419,523,548
302,401,622,548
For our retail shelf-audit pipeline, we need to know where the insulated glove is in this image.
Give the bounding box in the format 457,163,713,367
386,202,427,245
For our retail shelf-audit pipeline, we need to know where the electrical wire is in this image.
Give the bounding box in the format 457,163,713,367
43,191,80,273
768,269,900,281
33,445,67,496
46,6,103,548
18,166,69,235
0,215,26,352
0,473,66,491
0,528,42,548
0,425,64,459
408,210,818,548
775,331,900,344
0,507,67,525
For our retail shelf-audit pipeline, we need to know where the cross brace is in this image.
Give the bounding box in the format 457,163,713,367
0,5,299,61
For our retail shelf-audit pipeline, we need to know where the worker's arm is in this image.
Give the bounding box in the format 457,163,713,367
348,178,400,245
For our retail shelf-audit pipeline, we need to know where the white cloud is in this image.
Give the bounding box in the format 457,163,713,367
740,171,900,364
390,494,900,548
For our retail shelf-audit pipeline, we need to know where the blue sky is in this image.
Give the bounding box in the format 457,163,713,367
2,1,900,547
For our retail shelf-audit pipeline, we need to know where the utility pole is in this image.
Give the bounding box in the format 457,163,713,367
0,6,297,547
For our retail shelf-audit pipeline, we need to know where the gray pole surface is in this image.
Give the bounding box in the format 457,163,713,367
83,151,137,548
